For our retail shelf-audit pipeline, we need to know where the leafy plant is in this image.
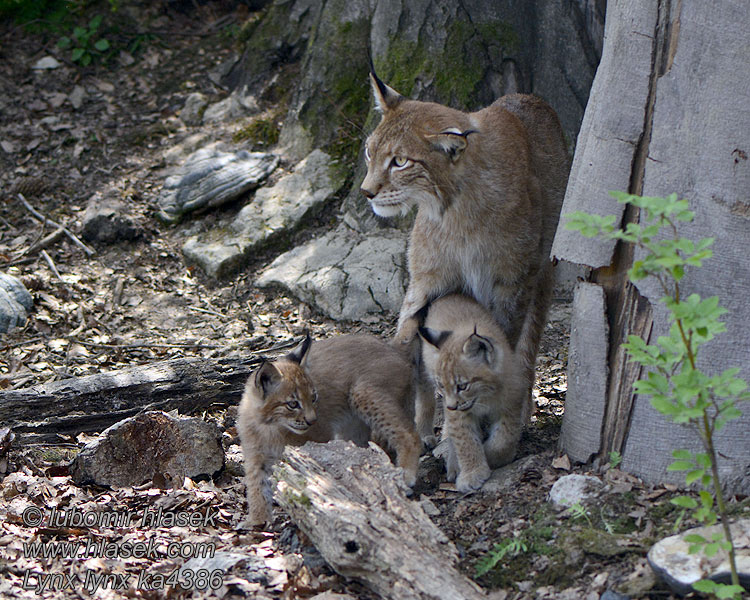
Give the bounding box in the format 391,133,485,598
567,191,747,599
565,501,593,527
608,450,623,469
58,14,110,66
475,537,528,577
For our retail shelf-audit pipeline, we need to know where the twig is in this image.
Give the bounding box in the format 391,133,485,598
190,306,226,319
1,336,45,351
68,338,222,350
41,250,64,283
17,193,95,257
24,227,65,256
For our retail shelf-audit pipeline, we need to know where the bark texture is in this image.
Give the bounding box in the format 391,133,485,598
0,356,260,443
554,0,750,493
273,440,486,600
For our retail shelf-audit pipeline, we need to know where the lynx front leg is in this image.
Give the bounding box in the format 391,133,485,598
443,410,491,492
241,446,272,526
483,419,522,469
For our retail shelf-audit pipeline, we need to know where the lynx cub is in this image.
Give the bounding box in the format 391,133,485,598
418,294,527,493
237,333,421,525
362,71,569,415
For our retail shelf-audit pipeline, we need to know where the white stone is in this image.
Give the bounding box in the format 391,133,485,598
32,56,61,70
648,519,750,595
548,474,605,507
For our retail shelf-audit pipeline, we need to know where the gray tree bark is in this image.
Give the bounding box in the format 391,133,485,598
274,440,486,600
0,356,259,443
553,0,750,494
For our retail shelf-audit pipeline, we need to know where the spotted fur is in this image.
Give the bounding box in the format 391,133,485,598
238,334,421,525
419,294,528,493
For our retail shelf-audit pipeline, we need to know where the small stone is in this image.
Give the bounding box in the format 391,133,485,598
648,518,750,595
32,56,61,70
70,411,225,487
180,92,208,126
0,273,33,334
549,474,605,507
0,141,16,154
81,192,141,244
69,85,86,110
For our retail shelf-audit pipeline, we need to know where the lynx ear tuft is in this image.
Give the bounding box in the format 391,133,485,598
369,69,403,113
462,331,495,364
418,326,451,349
286,332,312,365
426,129,476,161
254,360,281,398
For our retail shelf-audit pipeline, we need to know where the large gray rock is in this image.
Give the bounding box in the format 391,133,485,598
70,411,224,488
157,146,278,223
648,519,750,595
0,273,33,333
183,149,344,278
256,224,407,321
81,192,140,244
548,474,605,507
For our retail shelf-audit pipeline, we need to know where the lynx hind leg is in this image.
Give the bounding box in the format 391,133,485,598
443,411,491,493
349,382,422,487
415,372,438,449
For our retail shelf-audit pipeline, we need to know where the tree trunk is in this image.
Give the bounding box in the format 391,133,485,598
273,440,486,600
552,0,750,494
0,356,260,444
229,0,604,229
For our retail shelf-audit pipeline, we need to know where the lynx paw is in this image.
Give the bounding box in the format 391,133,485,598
421,433,438,450
455,466,491,493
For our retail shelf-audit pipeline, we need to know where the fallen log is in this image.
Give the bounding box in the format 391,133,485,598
273,440,486,600
0,355,261,444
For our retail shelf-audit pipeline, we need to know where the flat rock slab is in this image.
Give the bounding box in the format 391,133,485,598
70,411,224,488
256,224,407,321
648,519,750,595
0,273,33,334
183,149,344,278
157,146,278,223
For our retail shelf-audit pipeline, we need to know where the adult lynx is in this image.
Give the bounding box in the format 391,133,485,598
419,294,527,492
361,72,569,410
237,333,421,525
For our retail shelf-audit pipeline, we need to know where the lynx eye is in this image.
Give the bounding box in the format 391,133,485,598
456,381,469,392
390,156,410,170
312,390,319,404
286,400,301,410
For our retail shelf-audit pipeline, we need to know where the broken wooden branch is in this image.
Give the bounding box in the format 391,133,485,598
17,193,95,257
274,441,486,600
0,355,261,444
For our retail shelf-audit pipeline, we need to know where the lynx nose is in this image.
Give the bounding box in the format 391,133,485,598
305,409,317,426
360,186,376,200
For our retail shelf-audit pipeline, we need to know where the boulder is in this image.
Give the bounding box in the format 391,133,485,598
70,411,224,488
256,224,407,321
183,149,344,278
180,92,208,126
157,145,278,223
0,273,33,334
648,519,750,595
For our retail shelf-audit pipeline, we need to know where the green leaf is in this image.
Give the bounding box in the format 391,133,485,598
80,53,92,66
699,490,714,509
684,533,707,544
71,47,85,62
73,26,87,41
672,449,693,461
667,460,694,472
89,14,103,31
57,36,71,49
670,496,697,509
685,469,705,485
94,38,110,51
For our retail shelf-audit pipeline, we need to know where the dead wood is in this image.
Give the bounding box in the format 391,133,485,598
274,441,486,600
0,355,261,444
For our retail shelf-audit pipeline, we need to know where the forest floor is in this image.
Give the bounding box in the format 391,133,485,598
0,3,747,600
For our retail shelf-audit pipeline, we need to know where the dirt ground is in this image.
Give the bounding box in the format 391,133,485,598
1,3,746,599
